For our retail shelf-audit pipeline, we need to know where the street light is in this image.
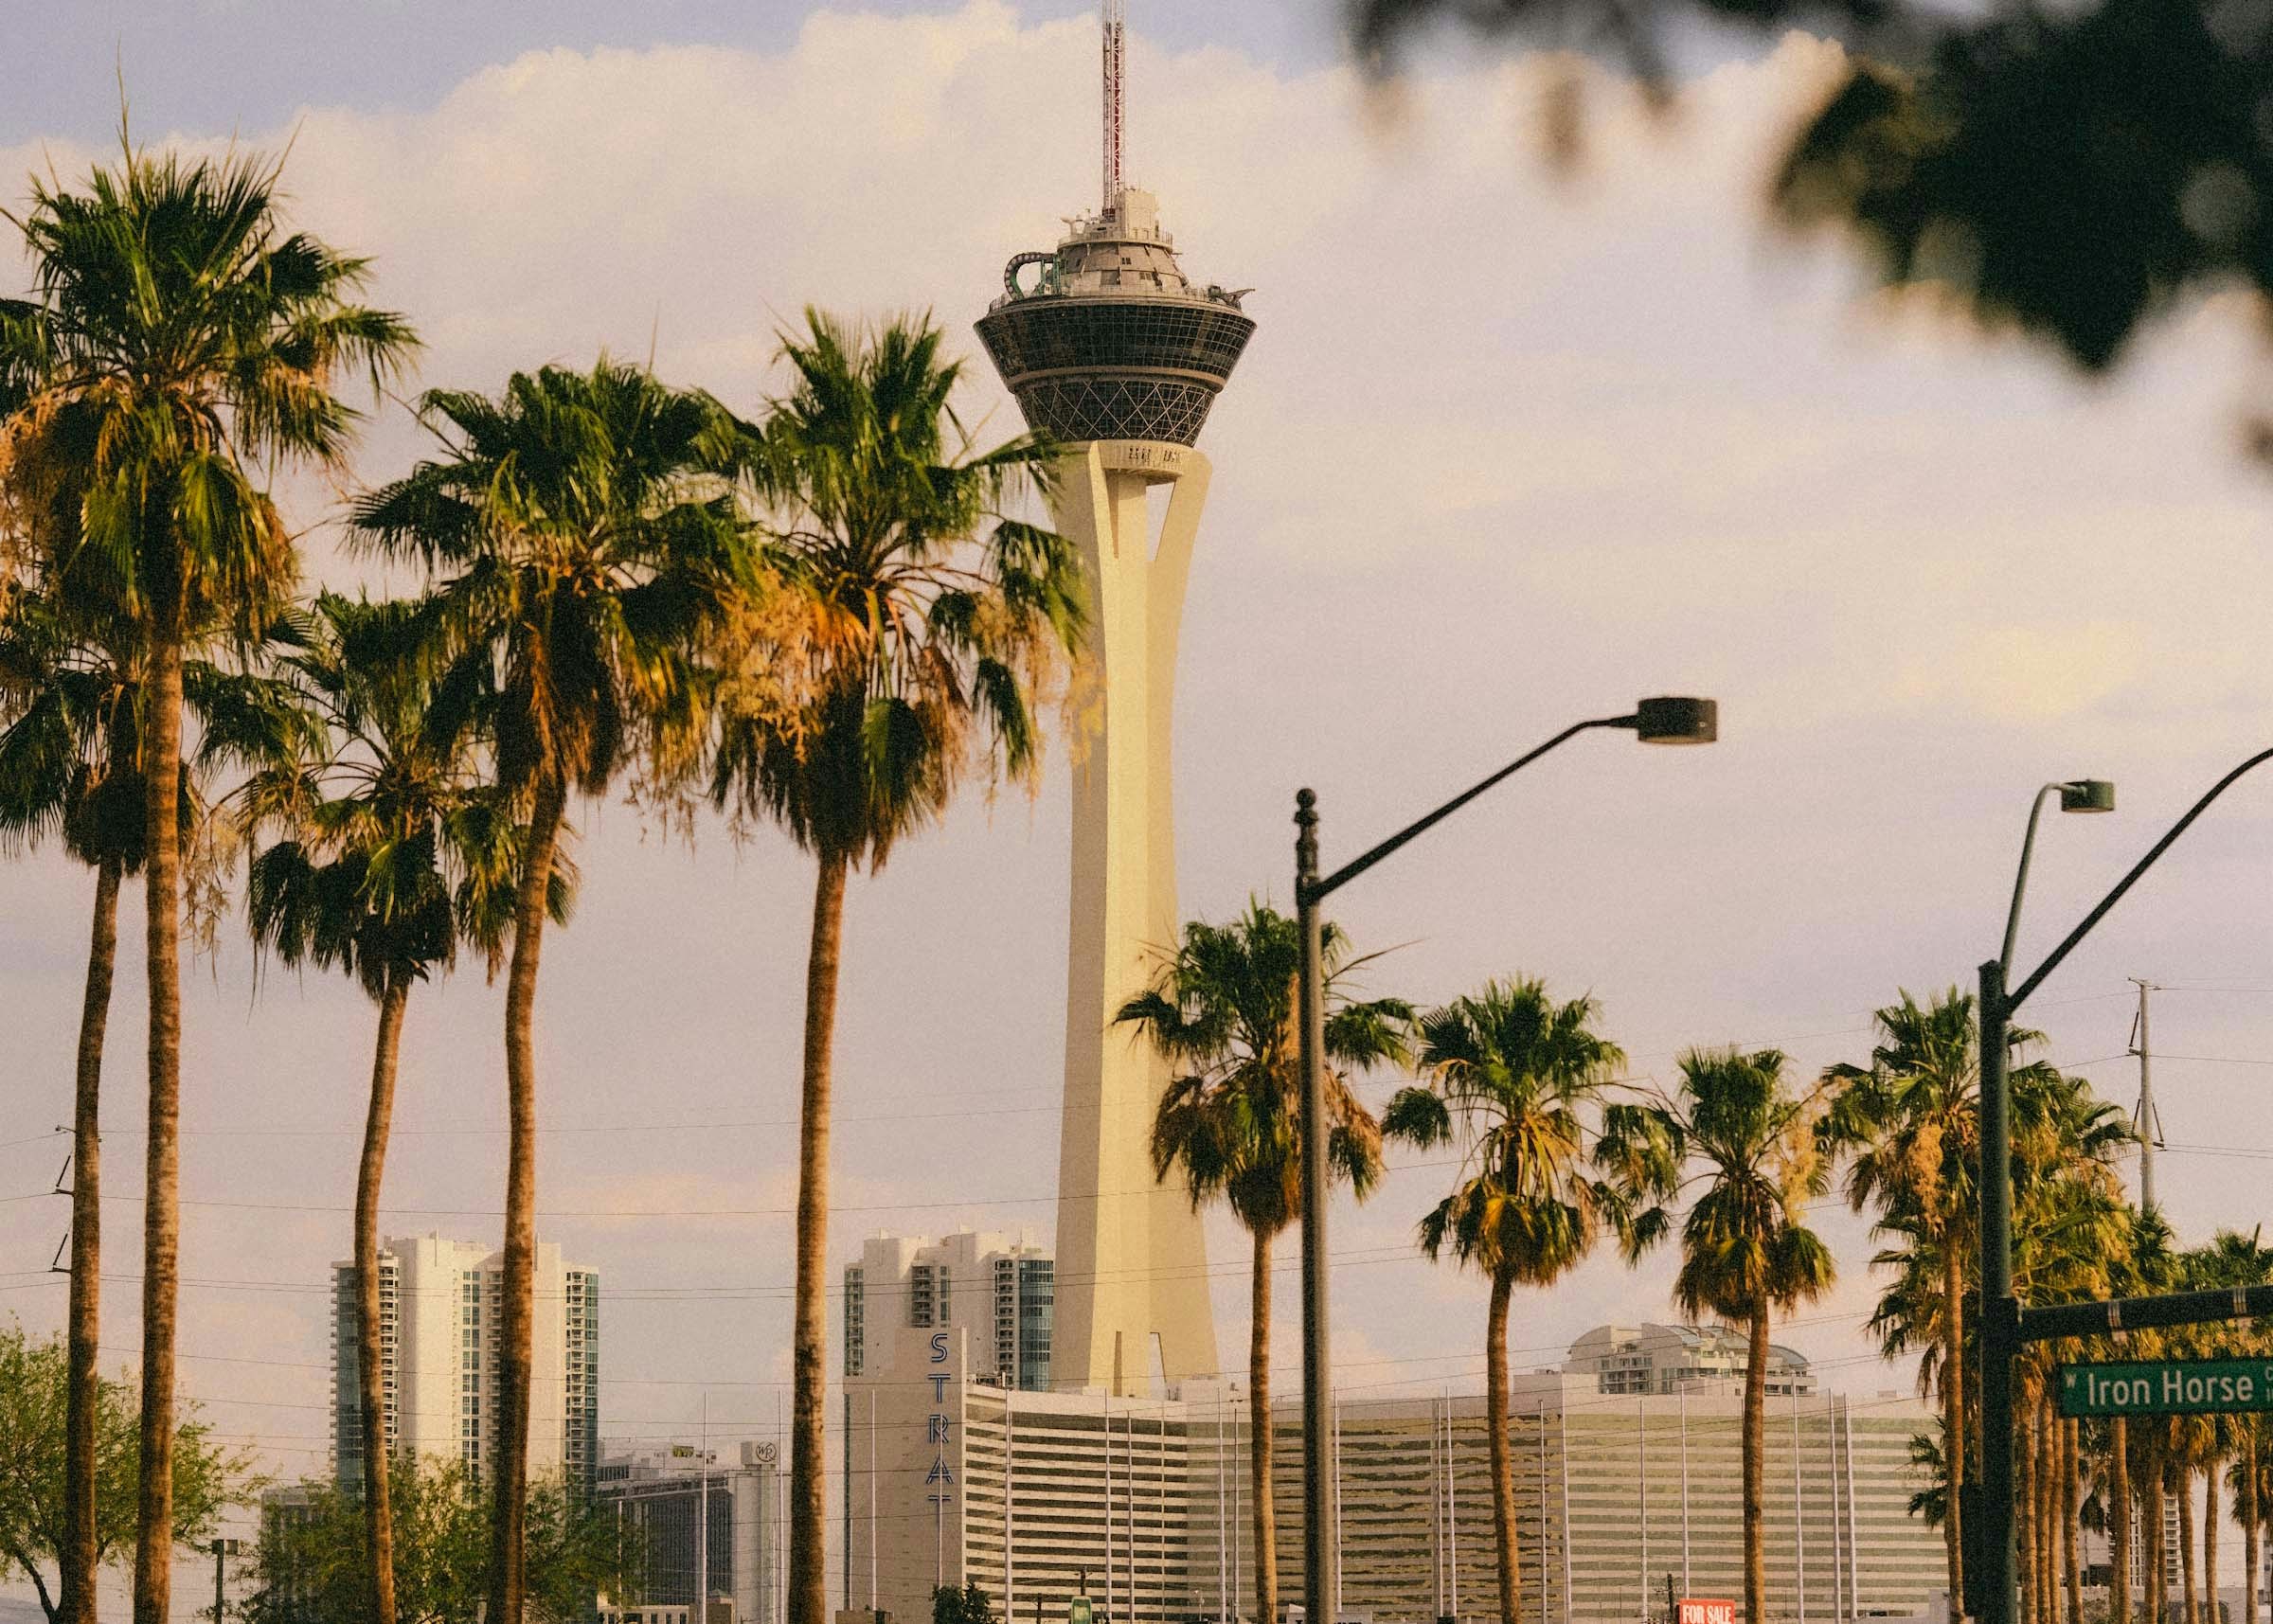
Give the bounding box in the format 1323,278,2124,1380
1998,780,2117,972
1978,746,2273,1624
1978,776,2112,1624
1292,696,1719,1620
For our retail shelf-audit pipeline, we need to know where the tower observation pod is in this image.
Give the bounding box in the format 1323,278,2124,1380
975,2,1255,1398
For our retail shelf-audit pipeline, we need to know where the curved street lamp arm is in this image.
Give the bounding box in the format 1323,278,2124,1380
1303,715,1630,903
1999,782,2065,975
2009,745,2273,1010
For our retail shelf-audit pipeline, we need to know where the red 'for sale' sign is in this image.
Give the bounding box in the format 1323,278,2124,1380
1678,1600,1737,1624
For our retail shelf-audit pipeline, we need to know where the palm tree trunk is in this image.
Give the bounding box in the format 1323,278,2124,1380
2114,1419,2133,1624
1486,1268,1519,1624
488,772,566,1624
788,848,849,1624
1946,1244,1967,1615
2054,1399,2072,1624
62,856,118,1624
2063,1418,2082,1624
2185,1463,2201,1624
1250,1225,1279,1624
357,971,411,1624
132,632,183,1624
2209,1463,2223,1624
1745,1303,1769,1624
2041,1399,2058,1624
2152,1454,2169,1624
2244,1452,2260,1624
2019,1381,2038,1624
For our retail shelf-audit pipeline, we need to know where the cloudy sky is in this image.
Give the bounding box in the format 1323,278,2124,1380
8,0,2273,1609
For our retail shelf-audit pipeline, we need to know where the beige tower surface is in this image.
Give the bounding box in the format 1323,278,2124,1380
1049,437,1220,1394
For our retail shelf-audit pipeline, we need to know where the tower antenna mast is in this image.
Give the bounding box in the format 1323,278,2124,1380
1102,0,1125,210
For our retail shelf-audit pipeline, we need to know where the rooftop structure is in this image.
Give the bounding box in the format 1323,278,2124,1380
1565,1322,1818,1398
975,1,1252,449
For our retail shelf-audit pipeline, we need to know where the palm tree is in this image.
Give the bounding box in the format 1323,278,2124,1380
1115,901,1408,1624
0,584,145,1624
0,580,306,1624
1,137,415,1624
708,311,1084,1624
242,591,571,1624
353,360,747,1623
1383,978,1631,1624
1603,1046,1836,1624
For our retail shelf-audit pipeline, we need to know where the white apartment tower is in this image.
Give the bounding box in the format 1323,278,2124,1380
331,1233,600,1494
841,1230,1054,1391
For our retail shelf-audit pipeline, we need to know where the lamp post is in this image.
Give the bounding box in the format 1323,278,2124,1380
1977,780,2113,1624
1293,695,1719,1620
1978,749,2273,1624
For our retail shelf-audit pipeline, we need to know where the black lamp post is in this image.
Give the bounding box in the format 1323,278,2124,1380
1292,695,1718,1619
1977,777,2113,1624
1978,747,2273,1624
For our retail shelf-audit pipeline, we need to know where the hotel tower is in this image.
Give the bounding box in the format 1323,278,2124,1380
975,0,1257,1397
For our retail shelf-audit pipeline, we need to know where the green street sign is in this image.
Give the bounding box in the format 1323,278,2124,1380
1068,1600,1092,1624
2057,1359,2273,1419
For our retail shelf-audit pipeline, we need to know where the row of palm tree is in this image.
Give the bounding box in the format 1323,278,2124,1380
1119,914,1845,1624
1121,919,2233,1624
2,136,1080,1624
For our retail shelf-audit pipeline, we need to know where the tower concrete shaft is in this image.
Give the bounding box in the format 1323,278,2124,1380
1049,437,1218,1394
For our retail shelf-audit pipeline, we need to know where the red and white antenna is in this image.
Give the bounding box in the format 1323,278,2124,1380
1101,0,1126,210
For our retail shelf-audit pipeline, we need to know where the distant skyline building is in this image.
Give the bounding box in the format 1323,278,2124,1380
840,1229,1054,1391
597,1441,781,1624
974,0,1256,1400
331,1233,600,1495
1565,1322,1819,1398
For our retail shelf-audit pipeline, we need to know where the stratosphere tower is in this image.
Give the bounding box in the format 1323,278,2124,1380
975,0,1256,1396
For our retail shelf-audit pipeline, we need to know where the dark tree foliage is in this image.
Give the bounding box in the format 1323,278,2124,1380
932,1583,997,1624
1347,0,2273,371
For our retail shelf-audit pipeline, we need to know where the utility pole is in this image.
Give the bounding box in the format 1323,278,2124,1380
2129,978,2164,1211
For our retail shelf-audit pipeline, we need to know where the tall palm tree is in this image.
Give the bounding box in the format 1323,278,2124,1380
1822,987,2063,1607
0,584,144,1624
0,580,307,1624
354,360,748,1623
1383,977,1632,1624
1116,901,1408,1624
242,591,571,1624
708,311,1084,1624
1603,1047,1836,1624
1,138,414,1624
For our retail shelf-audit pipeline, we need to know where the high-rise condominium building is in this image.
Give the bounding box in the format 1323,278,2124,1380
1565,1322,1820,1398
331,1233,600,1495
840,1230,1054,1391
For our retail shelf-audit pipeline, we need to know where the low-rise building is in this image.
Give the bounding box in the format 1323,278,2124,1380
596,1441,781,1624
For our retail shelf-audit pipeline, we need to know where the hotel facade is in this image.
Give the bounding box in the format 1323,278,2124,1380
837,1240,1942,1624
